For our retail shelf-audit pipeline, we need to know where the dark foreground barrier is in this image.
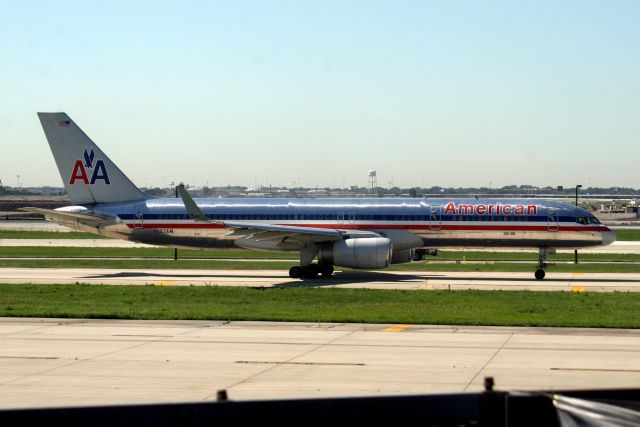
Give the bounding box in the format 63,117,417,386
1,383,638,427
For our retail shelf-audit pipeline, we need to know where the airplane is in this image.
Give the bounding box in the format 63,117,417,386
25,112,615,280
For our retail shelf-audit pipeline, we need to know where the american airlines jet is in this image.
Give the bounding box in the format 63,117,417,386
26,113,615,280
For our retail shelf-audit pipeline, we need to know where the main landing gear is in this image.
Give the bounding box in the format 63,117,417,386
289,264,334,279
535,248,556,280
288,245,333,279
413,248,438,261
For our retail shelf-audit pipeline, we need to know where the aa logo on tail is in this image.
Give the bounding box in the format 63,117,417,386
69,149,110,185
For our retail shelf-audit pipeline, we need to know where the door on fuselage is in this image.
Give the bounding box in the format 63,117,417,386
429,206,442,231
547,208,559,232
133,204,144,229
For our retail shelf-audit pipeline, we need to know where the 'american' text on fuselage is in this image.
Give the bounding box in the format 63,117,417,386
443,202,538,216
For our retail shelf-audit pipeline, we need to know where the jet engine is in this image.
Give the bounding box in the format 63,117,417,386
318,237,392,269
391,249,415,265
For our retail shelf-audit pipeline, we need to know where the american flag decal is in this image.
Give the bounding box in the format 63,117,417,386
59,120,70,127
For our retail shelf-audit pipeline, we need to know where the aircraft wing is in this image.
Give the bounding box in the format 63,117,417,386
176,184,380,244
19,207,118,227
222,221,381,243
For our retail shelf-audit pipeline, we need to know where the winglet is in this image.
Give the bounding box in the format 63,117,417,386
176,184,210,222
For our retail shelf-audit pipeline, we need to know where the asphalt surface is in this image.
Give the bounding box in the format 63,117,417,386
1,268,639,291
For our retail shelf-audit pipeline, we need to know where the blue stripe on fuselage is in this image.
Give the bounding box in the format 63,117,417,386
92,197,596,224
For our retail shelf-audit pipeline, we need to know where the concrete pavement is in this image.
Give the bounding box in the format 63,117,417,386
1,318,639,409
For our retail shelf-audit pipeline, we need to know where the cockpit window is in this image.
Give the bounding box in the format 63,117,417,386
576,216,601,225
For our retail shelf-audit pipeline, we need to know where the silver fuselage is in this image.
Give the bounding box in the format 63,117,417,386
55,197,615,252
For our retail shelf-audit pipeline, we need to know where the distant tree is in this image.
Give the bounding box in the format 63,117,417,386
2,188,36,196
144,187,165,196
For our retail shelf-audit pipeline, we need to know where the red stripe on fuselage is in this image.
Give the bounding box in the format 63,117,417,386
124,222,609,233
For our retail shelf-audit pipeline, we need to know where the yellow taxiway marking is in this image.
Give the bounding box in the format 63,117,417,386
155,280,176,287
383,324,414,332
571,286,586,293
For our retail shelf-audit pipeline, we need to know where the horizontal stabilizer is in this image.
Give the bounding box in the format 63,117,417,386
19,207,118,227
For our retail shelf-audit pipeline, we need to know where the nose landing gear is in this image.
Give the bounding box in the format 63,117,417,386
535,248,555,280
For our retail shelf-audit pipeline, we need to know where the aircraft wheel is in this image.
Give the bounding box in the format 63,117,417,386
303,264,320,279
534,269,546,280
412,252,422,262
289,266,303,279
320,264,334,277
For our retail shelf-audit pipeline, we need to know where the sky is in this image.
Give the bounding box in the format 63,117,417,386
1,1,639,190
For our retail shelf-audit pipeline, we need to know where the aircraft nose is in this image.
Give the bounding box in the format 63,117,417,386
601,229,616,246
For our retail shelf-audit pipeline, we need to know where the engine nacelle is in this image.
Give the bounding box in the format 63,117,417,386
391,249,415,265
318,238,392,269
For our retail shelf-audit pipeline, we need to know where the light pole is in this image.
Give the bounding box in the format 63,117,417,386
575,184,582,206
575,184,582,264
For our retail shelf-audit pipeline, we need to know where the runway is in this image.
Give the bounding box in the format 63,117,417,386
1,267,640,291
0,318,638,409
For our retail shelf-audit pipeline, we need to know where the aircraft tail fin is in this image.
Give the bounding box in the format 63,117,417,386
38,112,147,205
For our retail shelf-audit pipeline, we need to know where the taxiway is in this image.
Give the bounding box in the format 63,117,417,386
1,267,639,291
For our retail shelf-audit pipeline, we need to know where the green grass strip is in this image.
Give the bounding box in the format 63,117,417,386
428,251,640,262
614,229,640,241
0,246,293,259
2,247,640,262
0,284,638,328
0,230,107,239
